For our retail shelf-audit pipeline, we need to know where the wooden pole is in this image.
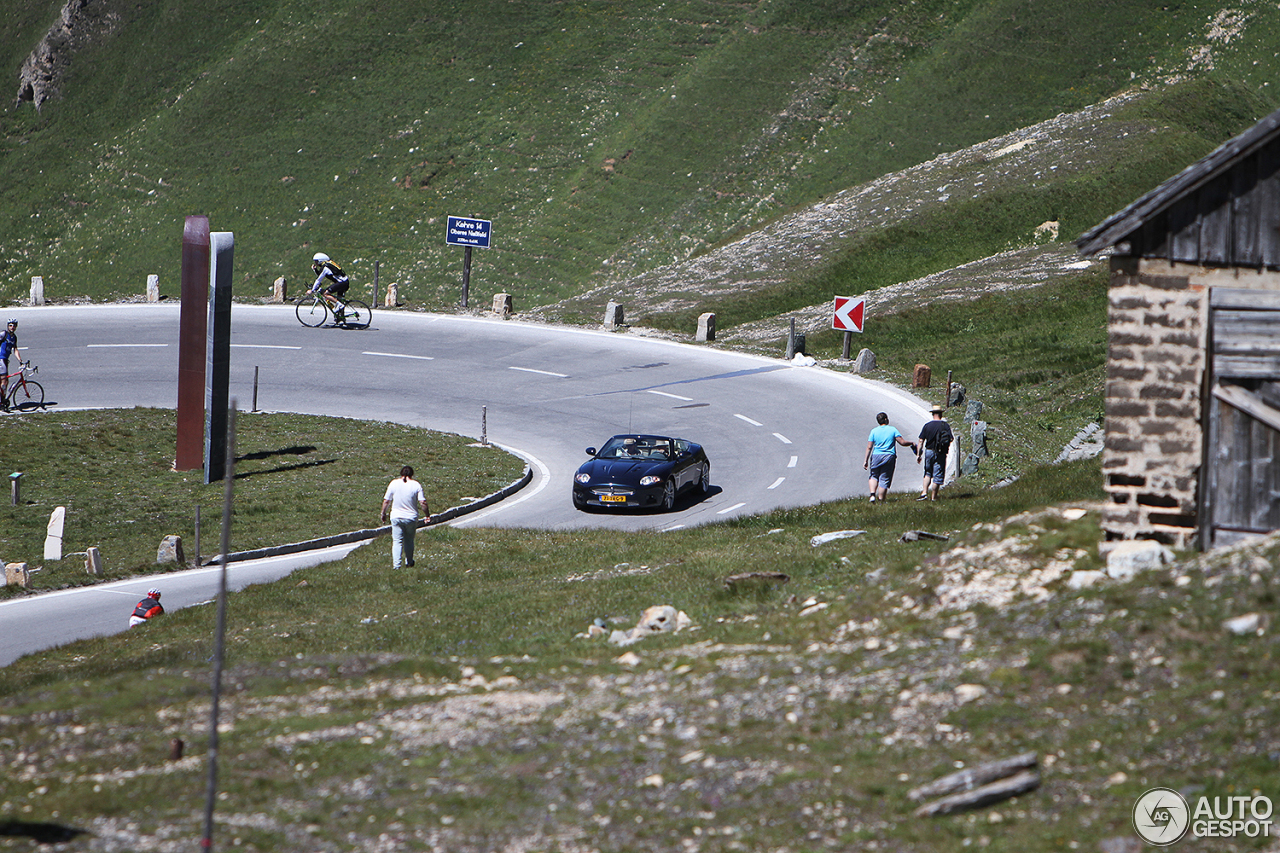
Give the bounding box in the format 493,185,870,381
913,770,1040,817
908,752,1038,802
461,246,472,308
842,330,852,360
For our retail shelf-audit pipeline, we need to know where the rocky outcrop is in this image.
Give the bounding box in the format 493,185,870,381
16,0,120,109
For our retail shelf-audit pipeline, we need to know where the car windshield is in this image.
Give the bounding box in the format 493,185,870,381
598,437,671,460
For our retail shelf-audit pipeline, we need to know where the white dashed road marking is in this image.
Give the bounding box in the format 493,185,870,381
363,351,434,360
510,366,567,377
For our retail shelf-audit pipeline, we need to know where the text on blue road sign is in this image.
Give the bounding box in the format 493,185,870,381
446,216,493,248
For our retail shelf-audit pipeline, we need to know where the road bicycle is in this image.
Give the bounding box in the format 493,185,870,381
295,290,371,329
1,360,44,412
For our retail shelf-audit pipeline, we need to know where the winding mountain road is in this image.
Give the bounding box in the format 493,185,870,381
1,302,931,665
24,303,931,528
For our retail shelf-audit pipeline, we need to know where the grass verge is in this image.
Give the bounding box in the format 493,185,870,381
0,408,525,591
4,456,1278,852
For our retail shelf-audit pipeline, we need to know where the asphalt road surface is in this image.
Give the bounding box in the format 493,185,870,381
0,542,366,667
1,302,932,664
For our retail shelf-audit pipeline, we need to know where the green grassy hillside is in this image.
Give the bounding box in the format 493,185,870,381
2,0,1279,318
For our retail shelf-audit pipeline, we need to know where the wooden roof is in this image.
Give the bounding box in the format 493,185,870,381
1077,106,1280,258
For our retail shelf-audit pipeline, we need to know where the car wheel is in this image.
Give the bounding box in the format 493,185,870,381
697,462,710,494
661,479,676,511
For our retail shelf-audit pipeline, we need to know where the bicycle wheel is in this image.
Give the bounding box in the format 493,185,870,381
296,297,329,327
340,299,371,329
9,380,43,412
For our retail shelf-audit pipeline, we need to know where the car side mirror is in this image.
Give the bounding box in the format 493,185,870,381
586,447,597,456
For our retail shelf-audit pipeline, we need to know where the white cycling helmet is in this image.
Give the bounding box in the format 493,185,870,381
312,252,330,264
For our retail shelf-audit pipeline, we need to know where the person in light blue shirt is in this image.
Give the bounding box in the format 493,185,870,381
863,411,917,503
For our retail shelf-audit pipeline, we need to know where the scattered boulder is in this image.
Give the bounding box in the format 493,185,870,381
1066,570,1105,590
1224,612,1263,636
900,530,949,543
1105,540,1174,580
723,571,789,591
608,604,692,646
157,535,185,565
5,562,30,588
810,529,865,547
971,420,988,459
853,348,876,373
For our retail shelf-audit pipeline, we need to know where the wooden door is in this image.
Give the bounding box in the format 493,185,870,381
1205,288,1280,546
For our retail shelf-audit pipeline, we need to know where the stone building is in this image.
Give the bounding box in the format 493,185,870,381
1078,107,1280,550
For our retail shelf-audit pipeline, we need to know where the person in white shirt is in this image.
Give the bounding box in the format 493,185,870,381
380,465,429,569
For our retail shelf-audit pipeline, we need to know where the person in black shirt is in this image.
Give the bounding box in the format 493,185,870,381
916,405,954,502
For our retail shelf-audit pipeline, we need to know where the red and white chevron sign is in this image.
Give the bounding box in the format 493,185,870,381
832,296,865,332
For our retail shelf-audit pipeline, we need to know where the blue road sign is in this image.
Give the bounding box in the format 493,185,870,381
446,216,492,248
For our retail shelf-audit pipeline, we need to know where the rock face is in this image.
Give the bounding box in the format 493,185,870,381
17,0,121,109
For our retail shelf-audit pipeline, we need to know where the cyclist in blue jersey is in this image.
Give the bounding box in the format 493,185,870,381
0,319,22,409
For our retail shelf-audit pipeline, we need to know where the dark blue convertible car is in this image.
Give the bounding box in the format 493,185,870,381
572,434,711,511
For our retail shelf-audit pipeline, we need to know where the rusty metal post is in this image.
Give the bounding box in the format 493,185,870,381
176,217,210,470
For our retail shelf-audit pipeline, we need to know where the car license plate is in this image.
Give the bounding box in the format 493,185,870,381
601,495,627,503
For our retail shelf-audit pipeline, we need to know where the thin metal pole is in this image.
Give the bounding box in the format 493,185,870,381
481,406,488,446
946,370,953,409
194,505,201,569
202,403,236,852
373,261,380,308
251,366,259,413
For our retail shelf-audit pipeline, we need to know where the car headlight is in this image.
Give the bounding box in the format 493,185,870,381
639,475,662,486
575,473,592,484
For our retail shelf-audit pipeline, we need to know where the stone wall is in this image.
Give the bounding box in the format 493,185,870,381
1102,257,1280,548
